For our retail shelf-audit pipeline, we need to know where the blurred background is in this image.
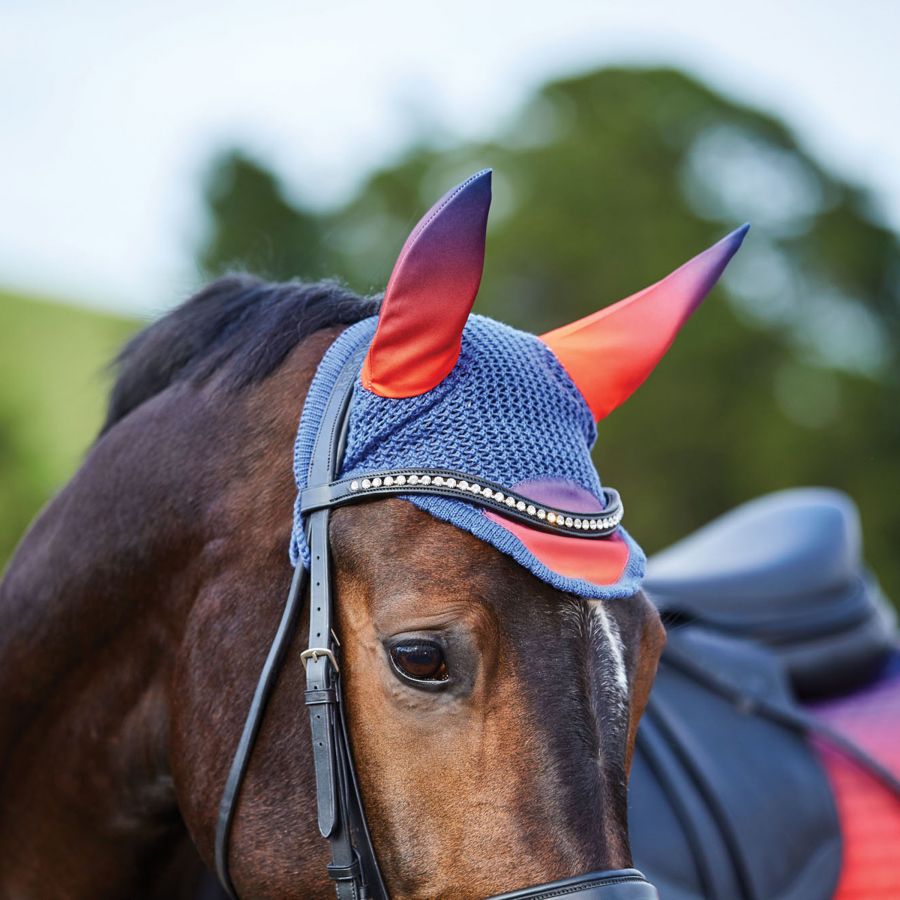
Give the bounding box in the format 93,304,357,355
1,1,898,603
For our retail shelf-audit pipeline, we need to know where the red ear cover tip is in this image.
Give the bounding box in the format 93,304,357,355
540,227,748,421
362,171,492,398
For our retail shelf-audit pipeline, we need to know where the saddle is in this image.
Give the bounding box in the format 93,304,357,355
629,488,898,900
644,488,896,697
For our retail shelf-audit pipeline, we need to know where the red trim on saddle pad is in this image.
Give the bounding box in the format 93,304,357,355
810,661,900,899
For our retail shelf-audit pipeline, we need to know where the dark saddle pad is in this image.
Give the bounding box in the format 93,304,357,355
630,488,900,898
643,488,896,697
629,626,842,900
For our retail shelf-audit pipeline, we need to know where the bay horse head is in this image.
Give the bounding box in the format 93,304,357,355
0,171,745,899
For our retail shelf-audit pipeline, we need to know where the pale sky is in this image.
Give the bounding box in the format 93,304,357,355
0,0,897,316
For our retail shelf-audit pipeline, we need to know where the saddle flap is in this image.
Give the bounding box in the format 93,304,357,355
629,627,842,900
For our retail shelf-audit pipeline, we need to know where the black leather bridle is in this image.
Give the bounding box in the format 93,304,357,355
214,346,658,900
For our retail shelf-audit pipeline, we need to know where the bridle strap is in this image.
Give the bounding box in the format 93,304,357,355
301,345,387,899
214,345,652,899
486,869,658,899
214,560,308,895
215,346,387,899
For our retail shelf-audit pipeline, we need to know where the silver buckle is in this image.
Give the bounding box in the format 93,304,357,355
301,646,340,673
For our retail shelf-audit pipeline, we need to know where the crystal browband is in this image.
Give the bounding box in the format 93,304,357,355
300,468,624,538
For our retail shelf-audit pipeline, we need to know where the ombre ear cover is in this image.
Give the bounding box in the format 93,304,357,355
485,227,748,589
293,204,749,595
540,225,749,421
362,169,492,398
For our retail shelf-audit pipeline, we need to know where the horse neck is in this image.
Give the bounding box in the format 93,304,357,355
0,380,217,892
0,330,334,896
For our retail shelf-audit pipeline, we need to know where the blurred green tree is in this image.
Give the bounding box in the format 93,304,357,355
198,67,900,600
200,150,332,281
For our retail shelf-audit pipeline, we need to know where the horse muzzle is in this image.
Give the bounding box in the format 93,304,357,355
486,868,658,900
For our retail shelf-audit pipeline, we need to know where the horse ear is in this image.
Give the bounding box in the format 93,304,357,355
540,225,749,422
361,170,492,398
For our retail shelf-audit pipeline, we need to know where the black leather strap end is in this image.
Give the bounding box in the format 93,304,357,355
306,658,339,838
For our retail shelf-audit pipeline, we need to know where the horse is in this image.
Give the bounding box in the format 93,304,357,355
1,168,896,899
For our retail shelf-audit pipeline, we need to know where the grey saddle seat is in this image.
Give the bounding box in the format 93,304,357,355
644,487,896,696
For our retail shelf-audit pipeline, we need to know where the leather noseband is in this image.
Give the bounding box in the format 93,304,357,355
487,869,658,899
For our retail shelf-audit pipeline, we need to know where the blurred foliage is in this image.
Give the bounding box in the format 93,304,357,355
0,292,136,568
199,67,900,602
200,156,328,282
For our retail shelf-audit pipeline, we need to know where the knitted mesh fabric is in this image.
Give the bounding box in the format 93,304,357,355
291,315,645,599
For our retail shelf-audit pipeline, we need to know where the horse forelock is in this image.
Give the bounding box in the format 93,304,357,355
102,275,378,436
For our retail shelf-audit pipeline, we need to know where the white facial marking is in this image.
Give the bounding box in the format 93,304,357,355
588,599,628,701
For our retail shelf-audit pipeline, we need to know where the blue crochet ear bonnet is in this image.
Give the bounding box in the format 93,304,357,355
287,170,747,601
291,314,644,599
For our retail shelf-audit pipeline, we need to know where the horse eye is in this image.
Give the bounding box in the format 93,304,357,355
389,641,448,684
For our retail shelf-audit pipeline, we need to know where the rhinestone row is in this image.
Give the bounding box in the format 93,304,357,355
347,474,622,532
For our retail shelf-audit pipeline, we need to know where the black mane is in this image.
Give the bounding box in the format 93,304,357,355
102,275,378,434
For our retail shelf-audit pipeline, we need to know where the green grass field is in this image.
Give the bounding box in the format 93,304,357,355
0,289,139,565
